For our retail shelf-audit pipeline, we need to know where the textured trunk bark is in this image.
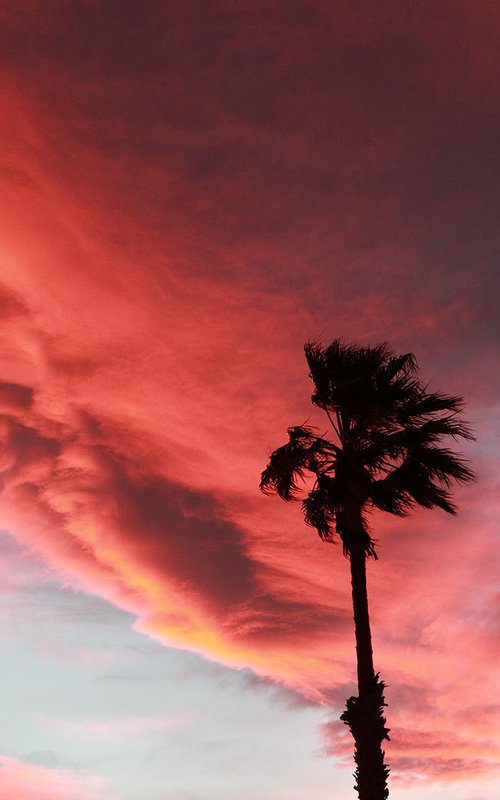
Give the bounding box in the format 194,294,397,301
341,538,390,800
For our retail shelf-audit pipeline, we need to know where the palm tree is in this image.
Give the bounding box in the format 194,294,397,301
260,339,474,800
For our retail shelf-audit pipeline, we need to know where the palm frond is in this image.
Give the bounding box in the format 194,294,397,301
407,416,475,442
369,480,411,517
260,442,308,501
361,415,475,466
375,458,458,514
260,425,336,501
302,475,338,541
413,446,475,486
335,509,378,558
399,391,467,421
304,341,331,406
305,339,397,429
378,352,417,384
406,476,457,514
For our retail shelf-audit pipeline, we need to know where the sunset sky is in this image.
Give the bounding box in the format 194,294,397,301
0,2,499,798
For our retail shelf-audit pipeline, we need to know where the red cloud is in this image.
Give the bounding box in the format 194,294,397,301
0,0,499,787
1,355,498,782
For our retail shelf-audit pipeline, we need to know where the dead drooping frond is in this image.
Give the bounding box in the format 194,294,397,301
301,474,338,541
259,425,337,501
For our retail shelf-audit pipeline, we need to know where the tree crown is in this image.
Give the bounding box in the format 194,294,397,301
260,339,474,557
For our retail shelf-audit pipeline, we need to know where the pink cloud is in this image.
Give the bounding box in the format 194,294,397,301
0,756,116,800
0,1,499,788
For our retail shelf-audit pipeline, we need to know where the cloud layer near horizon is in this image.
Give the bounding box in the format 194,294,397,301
0,0,499,787
0,756,115,800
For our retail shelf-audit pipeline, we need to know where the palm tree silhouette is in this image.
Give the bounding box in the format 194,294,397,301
260,339,474,800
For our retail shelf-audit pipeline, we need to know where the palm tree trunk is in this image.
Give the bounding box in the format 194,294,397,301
349,540,375,693
341,539,390,800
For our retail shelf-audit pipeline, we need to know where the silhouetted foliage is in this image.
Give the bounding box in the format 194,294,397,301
260,338,474,800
